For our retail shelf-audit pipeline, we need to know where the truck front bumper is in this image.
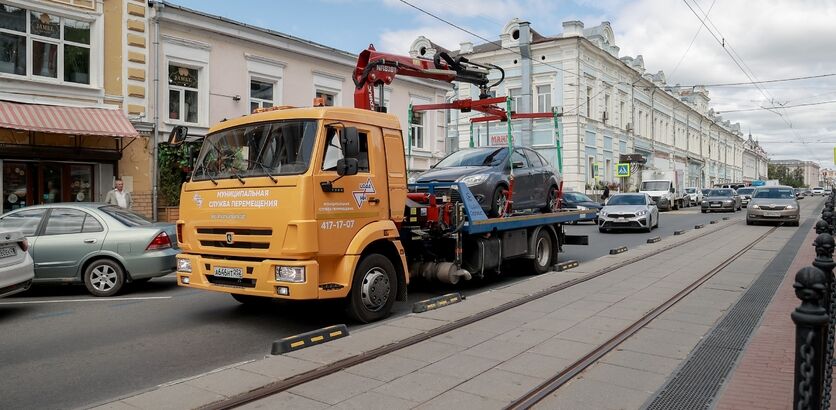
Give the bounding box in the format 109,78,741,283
175,254,323,300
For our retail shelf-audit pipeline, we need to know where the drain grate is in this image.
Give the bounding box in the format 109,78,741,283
645,216,818,410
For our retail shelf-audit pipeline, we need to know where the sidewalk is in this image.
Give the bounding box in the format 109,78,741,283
714,222,818,410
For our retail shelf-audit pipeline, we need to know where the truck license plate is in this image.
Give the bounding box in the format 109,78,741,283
0,246,15,259
214,267,243,278
764,211,781,217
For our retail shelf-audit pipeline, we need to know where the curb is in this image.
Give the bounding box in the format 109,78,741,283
271,325,349,355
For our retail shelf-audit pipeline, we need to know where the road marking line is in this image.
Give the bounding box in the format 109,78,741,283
0,296,172,305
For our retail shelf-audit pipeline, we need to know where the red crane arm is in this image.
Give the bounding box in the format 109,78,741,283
352,45,503,113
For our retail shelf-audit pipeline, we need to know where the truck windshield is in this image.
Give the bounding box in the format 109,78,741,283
434,148,507,167
641,181,669,191
192,120,318,181
685,188,696,193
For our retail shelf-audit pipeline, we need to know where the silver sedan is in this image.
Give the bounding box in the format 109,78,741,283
599,193,660,233
747,186,800,226
0,204,178,296
0,229,34,298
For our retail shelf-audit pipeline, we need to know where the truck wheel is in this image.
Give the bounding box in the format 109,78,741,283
84,259,125,297
346,254,397,323
489,186,508,217
529,229,554,274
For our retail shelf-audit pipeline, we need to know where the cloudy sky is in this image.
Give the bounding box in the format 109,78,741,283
173,0,836,167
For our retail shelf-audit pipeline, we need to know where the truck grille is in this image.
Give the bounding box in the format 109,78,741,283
196,227,272,250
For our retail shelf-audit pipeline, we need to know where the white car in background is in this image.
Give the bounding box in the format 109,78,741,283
812,187,824,195
0,229,34,298
685,187,703,206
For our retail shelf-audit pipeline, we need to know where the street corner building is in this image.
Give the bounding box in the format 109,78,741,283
0,0,152,216
410,18,769,193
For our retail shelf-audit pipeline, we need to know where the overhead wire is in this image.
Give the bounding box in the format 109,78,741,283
669,0,716,80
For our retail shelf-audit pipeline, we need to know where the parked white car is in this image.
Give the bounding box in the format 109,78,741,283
812,187,824,195
0,229,34,298
684,187,703,206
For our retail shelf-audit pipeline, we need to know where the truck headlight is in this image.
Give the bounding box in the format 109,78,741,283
177,258,192,273
275,266,306,283
458,174,489,187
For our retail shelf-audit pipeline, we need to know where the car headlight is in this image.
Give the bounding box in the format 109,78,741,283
701,200,707,204
457,174,489,187
177,258,192,273
724,200,733,204
576,205,588,211
408,177,416,184
636,210,647,216
751,204,760,209
786,205,795,210
599,210,607,217
275,266,306,283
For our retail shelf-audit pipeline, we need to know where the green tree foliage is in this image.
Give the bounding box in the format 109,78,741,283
768,164,805,187
158,143,196,206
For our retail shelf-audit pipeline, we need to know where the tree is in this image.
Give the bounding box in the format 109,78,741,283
768,164,805,187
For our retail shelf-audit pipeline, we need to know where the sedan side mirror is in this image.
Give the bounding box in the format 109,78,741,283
512,161,525,169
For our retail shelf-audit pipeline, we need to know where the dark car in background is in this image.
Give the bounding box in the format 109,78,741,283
701,188,741,212
415,147,561,216
747,186,800,226
561,191,602,223
0,204,178,296
736,187,756,207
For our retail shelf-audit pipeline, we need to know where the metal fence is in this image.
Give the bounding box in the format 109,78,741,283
794,191,836,410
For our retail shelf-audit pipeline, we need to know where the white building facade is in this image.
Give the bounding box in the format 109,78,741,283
152,3,450,172
412,19,757,193
770,159,821,188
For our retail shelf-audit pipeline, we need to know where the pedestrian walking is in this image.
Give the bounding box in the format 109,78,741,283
105,178,133,209
602,185,610,203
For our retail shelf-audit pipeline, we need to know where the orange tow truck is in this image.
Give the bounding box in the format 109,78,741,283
171,47,589,322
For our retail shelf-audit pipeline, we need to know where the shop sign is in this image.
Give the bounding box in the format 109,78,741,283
169,66,198,88
31,13,59,38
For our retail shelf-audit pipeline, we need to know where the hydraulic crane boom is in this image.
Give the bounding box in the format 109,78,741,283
352,45,504,113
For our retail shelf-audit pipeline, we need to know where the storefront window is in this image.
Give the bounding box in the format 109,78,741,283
169,64,199,123
0,6,91,83
42,164,61,204
70,165,92,202
2,162,28,213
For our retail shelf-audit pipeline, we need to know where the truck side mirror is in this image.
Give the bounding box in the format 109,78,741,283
336,158,358,176
168,125,189,145
670,187,675,193
341,127,360,158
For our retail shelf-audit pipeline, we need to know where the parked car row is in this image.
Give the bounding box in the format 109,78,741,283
0,204,177,298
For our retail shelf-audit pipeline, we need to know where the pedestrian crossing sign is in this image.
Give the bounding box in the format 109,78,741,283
616,163,630,177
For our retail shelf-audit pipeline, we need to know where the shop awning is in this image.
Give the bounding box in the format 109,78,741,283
0,101,139,138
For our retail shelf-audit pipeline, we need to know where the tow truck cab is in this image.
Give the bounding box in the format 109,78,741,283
174,106,410,321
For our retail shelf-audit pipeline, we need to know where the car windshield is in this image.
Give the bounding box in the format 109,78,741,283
685,188,696,193
192,120,318,181
434,148,507,167
99,205,152,227
607,195,646,205
641,181,669,191
753,188,795,199
709,189,734,197
737,188,754,195
564,192,593,202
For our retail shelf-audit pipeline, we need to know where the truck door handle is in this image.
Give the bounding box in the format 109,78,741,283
368,197,381,204
84,239,97,244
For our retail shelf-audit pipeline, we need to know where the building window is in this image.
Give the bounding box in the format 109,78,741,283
168,64,199,123
316,90,335,106
587,156,596,185
250,79,275,112
603,94,610,122
605,158,612,182
410,111,424,150
619,101,625,129
586,86,592,117
0,5,91,84
508,87,521,112
536,84,551,112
